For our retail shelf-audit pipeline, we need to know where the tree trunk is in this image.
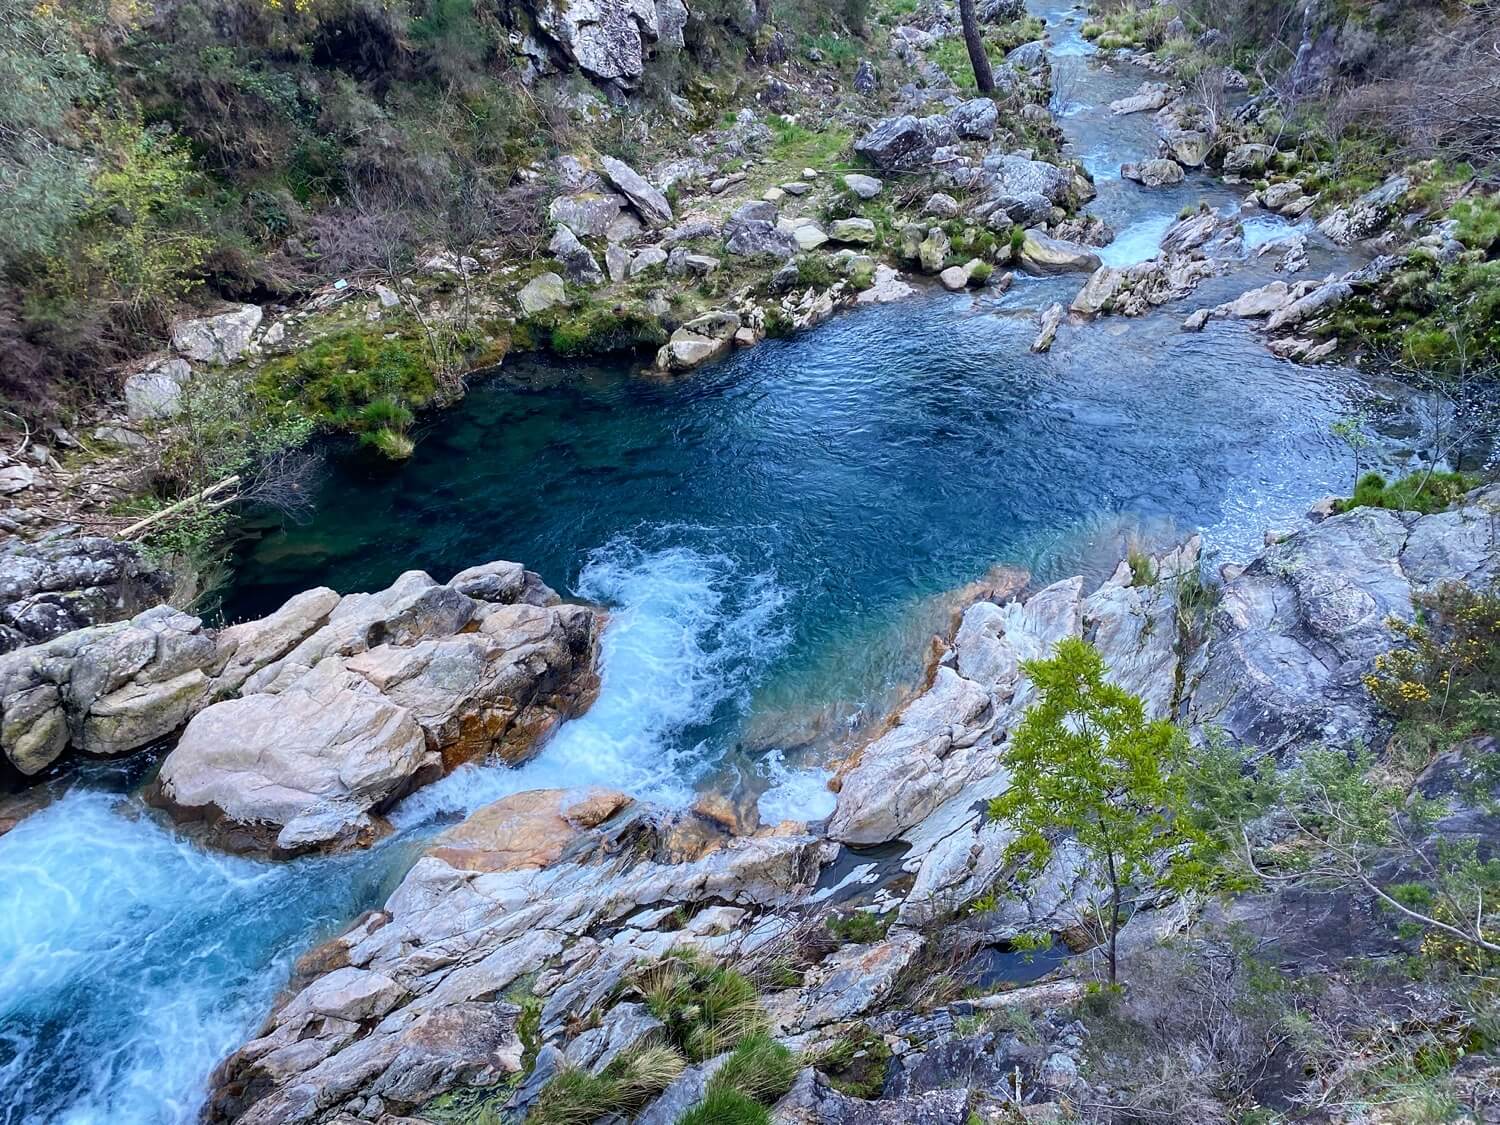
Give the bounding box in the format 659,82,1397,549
1104,848,1121,986
1108,881,1119,985
958,0,995,94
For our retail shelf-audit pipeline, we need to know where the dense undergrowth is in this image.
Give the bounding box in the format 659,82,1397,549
0,0,868,421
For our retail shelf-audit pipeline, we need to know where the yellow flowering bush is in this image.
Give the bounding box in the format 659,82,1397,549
1363,580,1500,749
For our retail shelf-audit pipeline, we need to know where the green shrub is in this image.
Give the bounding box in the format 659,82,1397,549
530,1045,685,1125
1451,196,1500,251
707,1032,798,1104
1335,471,1479,516
675,1087,770,1125
795,257,838,289
1364,579,1500,760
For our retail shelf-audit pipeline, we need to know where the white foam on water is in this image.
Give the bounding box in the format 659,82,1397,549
0,791,402,1125
392,536,789,827
755,749,838,825
1242,213,1299,251
1096,213,1177,267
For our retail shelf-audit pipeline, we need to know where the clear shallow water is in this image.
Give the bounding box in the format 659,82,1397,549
0,8,1384,1121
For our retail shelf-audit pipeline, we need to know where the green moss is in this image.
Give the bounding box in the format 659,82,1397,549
1451,196,1500,251
548,303,669,356
1334,471,1479,516
675,1088,770,1125
254,326,437,430
819,1024,891,1099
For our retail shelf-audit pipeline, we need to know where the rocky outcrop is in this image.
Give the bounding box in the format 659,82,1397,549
829,539,1200,851
204,792,829,1123
528,0,670,88
0,559,597,820
1185,489,1500,757
0,536,172,654
0,604,216,775
151,563,601,854
171,304,263,365
1070,255,1228,318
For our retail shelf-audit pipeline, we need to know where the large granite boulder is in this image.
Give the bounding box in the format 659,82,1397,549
530,0,666,87
150,567,601,854
1,557,598,819
171,304,263,365
124,357,192,421
0,605,214,775
598,155,673,227
0,537,172,654
155,660,431,855
1017,229,1102,275
549,192,625,239
854,115,937,172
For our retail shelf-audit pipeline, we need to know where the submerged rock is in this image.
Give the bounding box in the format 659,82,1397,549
1031,302,1064,352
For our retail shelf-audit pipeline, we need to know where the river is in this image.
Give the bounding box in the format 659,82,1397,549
0,7,1401,1122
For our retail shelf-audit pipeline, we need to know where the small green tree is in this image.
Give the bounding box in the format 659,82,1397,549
1330,412,1374,493
988,638,1219,984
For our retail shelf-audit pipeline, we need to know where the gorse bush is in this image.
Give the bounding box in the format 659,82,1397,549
1364,579,1500,755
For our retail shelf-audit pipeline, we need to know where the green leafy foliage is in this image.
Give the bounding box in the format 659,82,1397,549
0,0,101,267
987,638,1224,982
1363,579,1500,759
1273,747,1499,966
826,910,892,944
